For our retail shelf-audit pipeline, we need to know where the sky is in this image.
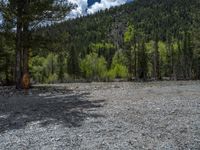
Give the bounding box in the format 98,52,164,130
68,0,133,19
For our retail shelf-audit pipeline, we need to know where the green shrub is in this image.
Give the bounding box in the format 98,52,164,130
111,50,127,67
30,53,62,83
46,73,58,84
80,52,107,80
30,56,46,83
108,64,128,80
114,64,129,78
106,50,129,80
106,69,116,80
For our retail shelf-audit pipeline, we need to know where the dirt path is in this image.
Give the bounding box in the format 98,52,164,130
0,81,200,149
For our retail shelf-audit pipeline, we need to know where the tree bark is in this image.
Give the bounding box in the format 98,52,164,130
5,56,9,84
134,44,137,79
15,3,23,89
23,0,30,75
153,38,160,80
23,23,30,74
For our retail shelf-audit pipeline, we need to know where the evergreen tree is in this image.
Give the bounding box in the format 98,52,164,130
67,45,80,78
0,0,72,88
137,40,148,80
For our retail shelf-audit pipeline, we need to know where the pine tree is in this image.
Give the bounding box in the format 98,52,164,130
137,39,148,80
58,53,65,82
0,0,72,88
67,45,80,79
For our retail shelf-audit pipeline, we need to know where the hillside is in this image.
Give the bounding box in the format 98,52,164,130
37,0,199,50
1,0,200,84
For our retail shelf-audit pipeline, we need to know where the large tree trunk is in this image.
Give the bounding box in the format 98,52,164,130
23,23,30,74
21,0,31,89
15,5,23,89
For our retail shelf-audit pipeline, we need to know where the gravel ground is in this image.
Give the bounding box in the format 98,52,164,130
0,81,200,150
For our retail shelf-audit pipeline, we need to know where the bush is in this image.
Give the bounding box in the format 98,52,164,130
30,56,46,83
30,53,63,83
46,73,58,84
106,50,129,80
107,64,128,80
80,52,107,80
114,64,129,78
106,69,116,80
111,50,127,67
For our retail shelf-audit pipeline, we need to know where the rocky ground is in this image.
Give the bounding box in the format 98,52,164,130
0,81,200,150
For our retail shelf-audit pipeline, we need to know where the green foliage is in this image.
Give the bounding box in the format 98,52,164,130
80,52,107,80
111,50,127,67
145,41,154,54
106,70,116,80
108,64,128,80
158,41,167,77
0,0,72,87
58,54,65,82
124,24,135,43
47,73,58,84
89,42,116,68
29,56,46,83
137,41,148,80
1,0,200,84
145,41,154,76
0,31,15,84
159,41,167,62
30,53,67,83
67,46,80,78
44,53,58,76
107,50,129,80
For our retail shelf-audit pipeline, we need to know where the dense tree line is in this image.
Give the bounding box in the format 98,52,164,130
0,0,200,85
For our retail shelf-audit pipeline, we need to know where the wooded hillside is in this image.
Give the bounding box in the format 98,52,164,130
1,0,200,84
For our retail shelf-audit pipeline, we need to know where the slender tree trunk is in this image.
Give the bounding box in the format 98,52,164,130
170,43,174,79
125,44,132,80
5,56,9,84
166,32,174,79
134,44,137,79
51,56,54,75
177,39,183,79
153,37,160,80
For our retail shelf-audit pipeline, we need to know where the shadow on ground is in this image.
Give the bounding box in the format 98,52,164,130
0,88,105,133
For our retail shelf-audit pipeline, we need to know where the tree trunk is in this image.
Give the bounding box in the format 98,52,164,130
15,6,23,89
23,22,30,74
21,0,31,89
5,56,9,84
170,45,174,79
153,37,160,80
134,44,137,79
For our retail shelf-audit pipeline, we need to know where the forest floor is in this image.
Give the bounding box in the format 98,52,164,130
0,81,200,150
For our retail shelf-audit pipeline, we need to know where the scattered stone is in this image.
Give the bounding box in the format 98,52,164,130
0,81,199,149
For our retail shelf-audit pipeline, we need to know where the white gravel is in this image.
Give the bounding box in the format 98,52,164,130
0,81,200,150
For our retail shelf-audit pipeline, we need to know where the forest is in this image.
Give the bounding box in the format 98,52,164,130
0,0,200,87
